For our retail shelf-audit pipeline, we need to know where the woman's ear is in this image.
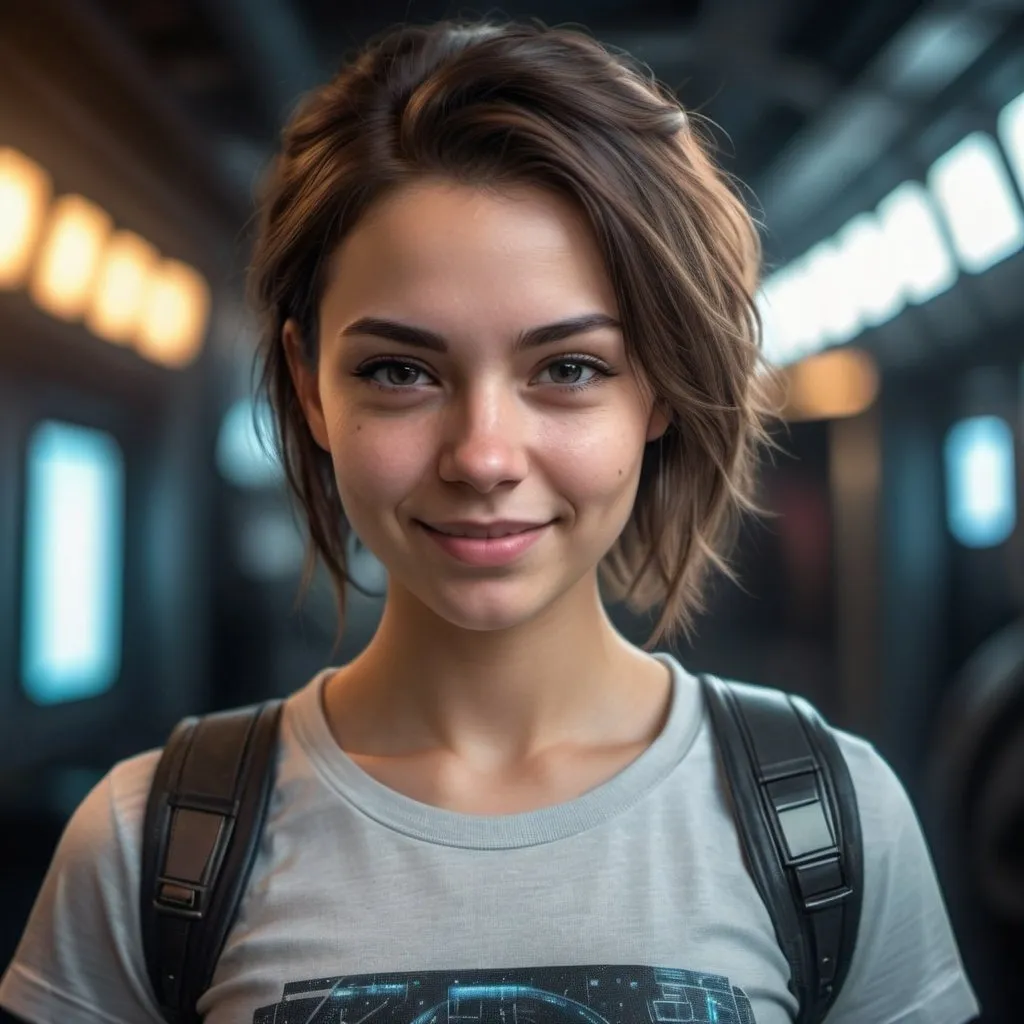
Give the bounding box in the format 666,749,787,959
646,401,670,443
282,319,330,452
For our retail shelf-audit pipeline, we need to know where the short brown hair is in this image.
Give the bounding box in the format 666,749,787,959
250,18,770,649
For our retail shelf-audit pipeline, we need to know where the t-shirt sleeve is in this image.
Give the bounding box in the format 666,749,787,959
823,735,980,1024
0,752,166,1024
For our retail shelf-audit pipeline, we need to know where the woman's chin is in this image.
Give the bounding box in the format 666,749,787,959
416,578,561,635
433,599,542,634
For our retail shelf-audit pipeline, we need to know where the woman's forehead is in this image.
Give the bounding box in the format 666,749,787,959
322,180,619,332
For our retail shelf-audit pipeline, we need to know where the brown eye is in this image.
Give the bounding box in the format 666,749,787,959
549,362,585,385
382,363,422,387
535,357,611,390
353,359,433,390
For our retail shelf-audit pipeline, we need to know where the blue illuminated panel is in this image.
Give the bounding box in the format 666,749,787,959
215,398,282,489
21,420,124,704
944,415,1017,549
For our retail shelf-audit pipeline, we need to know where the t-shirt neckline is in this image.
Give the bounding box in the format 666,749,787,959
286,651,703,850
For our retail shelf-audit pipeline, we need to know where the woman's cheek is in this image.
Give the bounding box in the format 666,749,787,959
544,417,646,500
330,416,434,506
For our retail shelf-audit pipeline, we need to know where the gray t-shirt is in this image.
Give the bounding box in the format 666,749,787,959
0,654,979,1023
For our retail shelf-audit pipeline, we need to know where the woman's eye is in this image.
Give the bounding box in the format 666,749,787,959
380,363,424,387
357,360,430,389
355,357,611,392
537,360,600,387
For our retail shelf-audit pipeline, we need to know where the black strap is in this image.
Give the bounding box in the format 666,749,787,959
140,700,283,1023
700,675,863,1024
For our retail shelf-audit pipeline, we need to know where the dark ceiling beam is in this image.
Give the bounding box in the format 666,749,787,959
692,0,812,105
757,0,1019,248
602,0,811,192
603,28,837,114
196,0,327,133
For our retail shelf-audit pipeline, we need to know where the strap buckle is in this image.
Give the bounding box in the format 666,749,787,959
762,769,853,915
154,880,205,920
152,802,234,922
793,853,853,912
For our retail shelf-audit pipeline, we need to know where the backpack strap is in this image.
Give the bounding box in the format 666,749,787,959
699,675,864,1024
140,700,283,1023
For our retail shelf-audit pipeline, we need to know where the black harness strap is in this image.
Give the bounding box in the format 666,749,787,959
700,675,864,1024
140,700,283,1023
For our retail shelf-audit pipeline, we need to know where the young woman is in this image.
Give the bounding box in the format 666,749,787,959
0,19,978,1024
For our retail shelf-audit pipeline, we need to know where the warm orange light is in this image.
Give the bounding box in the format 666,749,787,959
782,348,880,421
0,148,52,289
135,259,210,368
85,230,158,344
29,194,112,320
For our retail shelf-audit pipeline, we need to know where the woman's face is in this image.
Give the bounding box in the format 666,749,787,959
287,179,667,633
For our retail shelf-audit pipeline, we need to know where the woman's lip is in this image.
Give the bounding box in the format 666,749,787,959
424,521,546,537
417,520,551,567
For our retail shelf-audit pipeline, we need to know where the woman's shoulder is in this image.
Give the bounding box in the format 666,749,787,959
49,748,163,871
0,750,168,1024
828,724,914,822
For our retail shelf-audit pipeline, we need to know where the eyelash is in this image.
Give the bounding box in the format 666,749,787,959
352,354,617,394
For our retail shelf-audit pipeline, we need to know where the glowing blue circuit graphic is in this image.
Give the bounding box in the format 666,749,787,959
251,964,757,1023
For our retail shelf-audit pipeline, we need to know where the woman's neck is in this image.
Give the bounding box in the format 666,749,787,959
321,578,671,770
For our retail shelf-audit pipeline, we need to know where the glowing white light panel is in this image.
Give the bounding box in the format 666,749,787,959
21,421,124,704
803,240,863,347
758,121,1024,366
929,133,1024,274
759,183,961,366
834,212,906,329
997,89,1024,198
944,415,1017,548
758,264,824,365
876,181,958,303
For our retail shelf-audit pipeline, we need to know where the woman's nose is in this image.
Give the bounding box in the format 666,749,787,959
436,387,530,493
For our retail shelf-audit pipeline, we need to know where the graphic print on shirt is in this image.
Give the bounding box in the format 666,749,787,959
252,964,757,1023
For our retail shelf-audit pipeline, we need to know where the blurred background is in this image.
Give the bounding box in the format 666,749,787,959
1,0,1022,1020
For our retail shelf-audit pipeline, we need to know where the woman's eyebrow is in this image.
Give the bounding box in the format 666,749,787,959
339,312,621,352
